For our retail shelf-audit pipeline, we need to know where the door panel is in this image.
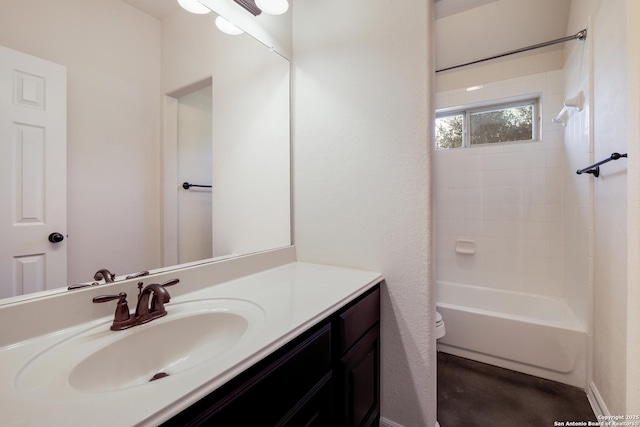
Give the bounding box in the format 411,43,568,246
0,45,67,298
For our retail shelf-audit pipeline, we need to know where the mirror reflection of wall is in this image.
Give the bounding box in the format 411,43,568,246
177,85,213,264
0,0,291,301
211,27,291,258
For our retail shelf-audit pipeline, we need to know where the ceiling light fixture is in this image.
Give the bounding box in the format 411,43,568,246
177,0,211,14
215,16,244,35
233,0,262,16
255,0,289,15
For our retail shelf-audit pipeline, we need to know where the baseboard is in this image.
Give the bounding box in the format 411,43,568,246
587,381,609,419
380,417,439,427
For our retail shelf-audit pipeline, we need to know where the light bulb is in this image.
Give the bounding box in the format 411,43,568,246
177,0,211,14
255,0,289,15
215,16,244,35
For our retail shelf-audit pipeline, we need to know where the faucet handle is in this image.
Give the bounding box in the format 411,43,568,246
68,281,100,291
160,278,180,287
93,293,126,303
93,292,132,329
125,270,149,280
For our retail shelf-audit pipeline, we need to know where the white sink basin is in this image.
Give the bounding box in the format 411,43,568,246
15,298,264,394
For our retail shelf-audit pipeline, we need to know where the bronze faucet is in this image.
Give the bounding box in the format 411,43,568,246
94,269,116,283
93,279,180,331
68,270,148,291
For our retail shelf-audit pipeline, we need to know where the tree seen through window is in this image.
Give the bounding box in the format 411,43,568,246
470,105,533,145
435,100,537,149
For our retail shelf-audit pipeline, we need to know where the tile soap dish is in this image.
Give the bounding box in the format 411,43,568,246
455,239,476,255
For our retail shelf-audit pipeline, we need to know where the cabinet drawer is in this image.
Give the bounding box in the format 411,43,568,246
338,287,380,353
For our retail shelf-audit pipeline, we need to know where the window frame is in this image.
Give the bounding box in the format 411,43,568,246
435,96,541,150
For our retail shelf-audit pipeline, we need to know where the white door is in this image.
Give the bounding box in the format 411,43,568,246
0,45,67,298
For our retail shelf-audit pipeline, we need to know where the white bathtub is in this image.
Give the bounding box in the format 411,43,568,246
436,281,588,388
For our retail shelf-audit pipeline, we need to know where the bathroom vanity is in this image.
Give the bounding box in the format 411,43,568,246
0,248,382,426
163,285,380,426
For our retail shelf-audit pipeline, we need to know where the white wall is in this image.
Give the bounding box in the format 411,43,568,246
435,72,567,297
211,31,291,257
626,0,640,413
161,11,216,95
591,0,628,416
561,41,593,334
566,0,640,416
161,8,216,267
435,0,571,92
177,87,213,264
293,1,434,426
0,0,162,283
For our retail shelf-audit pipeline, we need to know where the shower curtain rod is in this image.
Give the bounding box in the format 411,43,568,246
436,29,587,73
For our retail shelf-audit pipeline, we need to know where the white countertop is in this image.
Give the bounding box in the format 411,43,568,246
0,262,382,427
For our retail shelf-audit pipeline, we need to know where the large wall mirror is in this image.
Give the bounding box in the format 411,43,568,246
0,0,291,302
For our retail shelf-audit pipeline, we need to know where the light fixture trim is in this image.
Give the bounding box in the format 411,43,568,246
233,0,262,16
177,0,211,14
255,0,289,15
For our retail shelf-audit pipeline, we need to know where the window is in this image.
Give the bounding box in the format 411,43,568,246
435,113,464,149
435,98,539,150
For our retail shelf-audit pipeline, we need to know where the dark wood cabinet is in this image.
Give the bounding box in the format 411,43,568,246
161,284,380,427
278,373,333,427
339,327,380,427
336,287,380,427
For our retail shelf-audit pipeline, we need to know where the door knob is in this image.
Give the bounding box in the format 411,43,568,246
48,232,65,243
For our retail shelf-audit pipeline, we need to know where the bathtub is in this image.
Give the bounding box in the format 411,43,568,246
436,281,588,388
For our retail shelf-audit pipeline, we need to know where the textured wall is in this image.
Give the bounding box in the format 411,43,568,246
292,1,435,425
591,0,629,415
625,0,640,413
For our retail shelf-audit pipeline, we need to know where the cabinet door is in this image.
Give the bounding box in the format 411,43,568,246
277,373,333,427
339,326,380,427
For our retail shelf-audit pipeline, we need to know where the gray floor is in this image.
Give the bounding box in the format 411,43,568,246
437,352,596,427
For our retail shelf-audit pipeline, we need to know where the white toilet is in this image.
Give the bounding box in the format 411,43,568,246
436,311,446,339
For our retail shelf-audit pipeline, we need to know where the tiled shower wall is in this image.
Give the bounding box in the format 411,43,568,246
434,70,568,298
561,36,593,331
